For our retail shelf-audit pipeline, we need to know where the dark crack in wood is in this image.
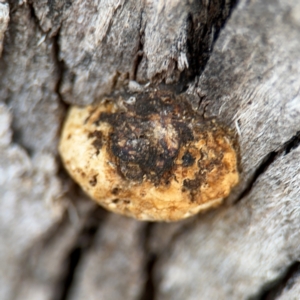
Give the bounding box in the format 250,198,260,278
52,27,66,106
52,207,107,300
52,27,70,141
130,9,144,81
235,151,278,204
139,223,157,300
28,2,44,33
235,130,300,204
283,131,300,156
213,0,239,44
256,261,300,300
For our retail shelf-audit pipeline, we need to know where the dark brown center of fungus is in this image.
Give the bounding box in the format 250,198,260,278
95,93,196,184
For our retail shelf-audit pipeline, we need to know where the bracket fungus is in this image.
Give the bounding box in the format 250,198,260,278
59,91,239,221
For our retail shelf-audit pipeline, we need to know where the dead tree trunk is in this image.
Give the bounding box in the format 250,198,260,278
1,0,300,299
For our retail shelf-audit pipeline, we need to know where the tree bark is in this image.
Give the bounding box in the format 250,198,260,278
0,0,300,299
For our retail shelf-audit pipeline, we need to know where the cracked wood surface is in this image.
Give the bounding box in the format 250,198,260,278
0,0,300,300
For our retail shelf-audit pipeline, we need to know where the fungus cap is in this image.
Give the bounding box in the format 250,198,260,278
59,92,239,221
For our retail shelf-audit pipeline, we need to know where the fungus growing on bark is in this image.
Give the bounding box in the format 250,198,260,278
59,91,239,221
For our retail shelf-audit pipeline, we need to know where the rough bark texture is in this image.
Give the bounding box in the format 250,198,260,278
1,0,300,299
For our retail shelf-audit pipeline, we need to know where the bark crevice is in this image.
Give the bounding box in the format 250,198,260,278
52,27,65,107
235,130,300,204
131,9,145,82
257,261,300,300
139,223,158,300
52,207,107,300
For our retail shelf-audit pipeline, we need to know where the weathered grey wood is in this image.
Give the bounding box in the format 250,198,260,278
32,0,231,105
0,0,300,299
68,214,147,300
0,2,63,153
0,103,67,300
